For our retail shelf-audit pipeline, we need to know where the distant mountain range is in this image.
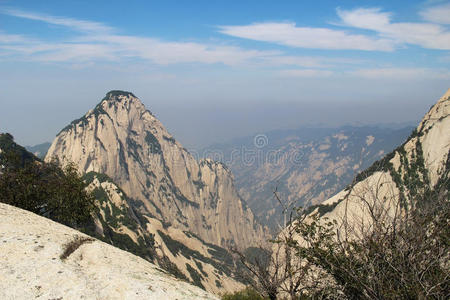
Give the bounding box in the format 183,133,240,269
200,125,414,230
25,142,51,159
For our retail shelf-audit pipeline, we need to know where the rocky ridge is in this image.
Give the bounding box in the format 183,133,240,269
45,91,267,249
308,88,450,232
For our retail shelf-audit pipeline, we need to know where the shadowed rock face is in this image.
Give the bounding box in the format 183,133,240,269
45,91,268,249
0,202,219,300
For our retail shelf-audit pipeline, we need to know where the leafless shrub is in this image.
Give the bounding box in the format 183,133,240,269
60,235,95,260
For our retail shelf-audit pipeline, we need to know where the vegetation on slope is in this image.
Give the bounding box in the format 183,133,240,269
0,133,95,227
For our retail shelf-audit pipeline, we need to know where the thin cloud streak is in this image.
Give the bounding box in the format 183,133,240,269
218,22,395,51
0,7,363,70
0,7,279,65
1,5,448,82
219,6,450,51
1,8,113,33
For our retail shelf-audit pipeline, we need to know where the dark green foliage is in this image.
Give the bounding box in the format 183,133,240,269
353,127,424,186
222,287,267,300
0,136,95,228
193,179,206,189
80,171,156,260
176,190,200,208
215,280,222,288
183,231,235,266
109,231,152,258
157,230,234,277
186,263,205,289
102,90,136,100
163,135,176,143
85,210,155,261
145,132,162,154
353,150,396,183
290,178,450,299
117,140,130,176
126,137,143,165
302,198,343,217
158,255,188,281
194,260,208,277
0,133,39,167
83,171,112,184
58,115,90,135
58,91,125,135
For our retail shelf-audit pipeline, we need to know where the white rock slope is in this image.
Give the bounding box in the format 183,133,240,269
0,202,218,300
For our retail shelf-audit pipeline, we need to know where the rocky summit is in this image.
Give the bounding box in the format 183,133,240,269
45,91,267,249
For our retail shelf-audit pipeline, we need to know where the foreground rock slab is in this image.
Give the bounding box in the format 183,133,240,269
0,203,218,300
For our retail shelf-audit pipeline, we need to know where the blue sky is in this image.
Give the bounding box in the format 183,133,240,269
0,0,449,148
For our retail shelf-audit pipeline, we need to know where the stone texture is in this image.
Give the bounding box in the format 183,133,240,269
0,202,218,300
45,91,267,249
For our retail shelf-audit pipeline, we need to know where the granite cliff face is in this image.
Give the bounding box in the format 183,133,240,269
1,133,244,294
308,89,450,231
82,172,244,294
45,91,267,249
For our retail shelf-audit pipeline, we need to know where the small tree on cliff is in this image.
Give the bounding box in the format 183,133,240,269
0,135,94,228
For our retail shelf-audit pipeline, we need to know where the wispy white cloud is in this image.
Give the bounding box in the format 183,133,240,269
420,3,450,24
1,8,113,33
0,7,366,71
0,36,279,65
77,34,279,65
0,8,280,65
218,22,395,51
337,7,450,50
0,32,31,43
1,5,448,86
219,7,450,51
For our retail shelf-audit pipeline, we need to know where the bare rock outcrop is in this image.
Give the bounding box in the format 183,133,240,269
0,202,218,300
45,91,267,249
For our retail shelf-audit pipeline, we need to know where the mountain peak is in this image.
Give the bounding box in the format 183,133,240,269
98,90,149,115
46,91,268,249
103,90,136,100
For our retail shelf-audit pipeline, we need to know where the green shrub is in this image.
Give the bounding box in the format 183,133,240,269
222,287,266,300
0,136,95,228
